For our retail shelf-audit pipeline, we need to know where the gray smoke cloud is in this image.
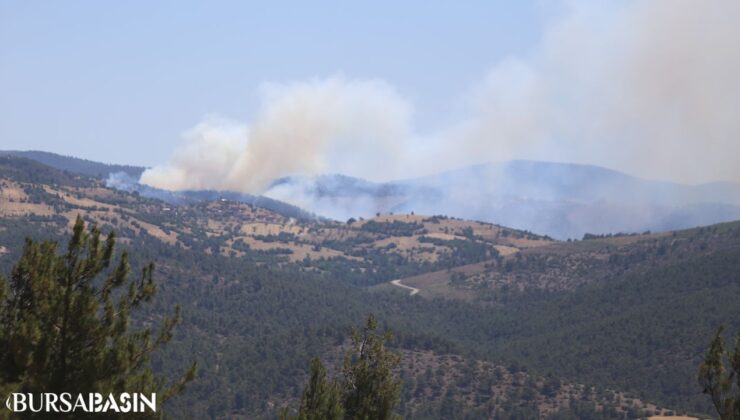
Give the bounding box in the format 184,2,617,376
141,0,740,195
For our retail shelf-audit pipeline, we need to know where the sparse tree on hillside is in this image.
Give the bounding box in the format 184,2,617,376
698,326,740,420
0,215,196,419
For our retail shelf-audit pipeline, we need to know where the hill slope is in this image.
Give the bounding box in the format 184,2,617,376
0,150,146,179
0,156,736,418
11,151,740,239
264,160,740,239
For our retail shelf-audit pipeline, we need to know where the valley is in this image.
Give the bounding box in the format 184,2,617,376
0,154,738,418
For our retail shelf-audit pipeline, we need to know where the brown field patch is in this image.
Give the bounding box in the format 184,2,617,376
232,236,351,262
0,202,55,216
45,186,113,210
422,232,461,241
241,222,304,236
0,182,28,201
136,220,178,245
494,245,520,256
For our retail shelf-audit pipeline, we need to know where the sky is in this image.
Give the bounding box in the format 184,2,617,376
2,1,740,188
0,1,544,166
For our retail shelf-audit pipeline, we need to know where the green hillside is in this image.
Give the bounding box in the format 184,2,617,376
0,157,736,418
0,150,146,179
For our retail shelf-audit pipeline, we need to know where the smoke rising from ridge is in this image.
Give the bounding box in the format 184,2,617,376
141,0,740,194
141,78,412,192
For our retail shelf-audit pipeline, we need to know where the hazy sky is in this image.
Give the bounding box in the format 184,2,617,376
0,1,545,166
3,1,740,187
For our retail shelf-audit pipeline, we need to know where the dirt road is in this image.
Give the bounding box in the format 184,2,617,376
390,279,420,296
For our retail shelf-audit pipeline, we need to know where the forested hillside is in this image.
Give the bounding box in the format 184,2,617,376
0,156,737,418
0,150,146,179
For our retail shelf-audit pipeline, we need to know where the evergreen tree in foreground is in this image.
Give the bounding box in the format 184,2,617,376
285,315,402,420
0,216,196,418
293,357,344,420
698,326,740,420
341,315,402,420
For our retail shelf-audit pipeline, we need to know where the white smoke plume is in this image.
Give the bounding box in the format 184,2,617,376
142,0,740,194
451,0,740,184
141,77,412,192
140,116,248,191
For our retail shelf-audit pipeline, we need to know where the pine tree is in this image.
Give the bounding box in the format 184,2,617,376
698,326,740,420
340,314,402,420
286,315,401,420
0,216,195,419
292,357,344,420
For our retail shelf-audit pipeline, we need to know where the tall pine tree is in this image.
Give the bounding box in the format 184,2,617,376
292,357,344,420
698,326,740,420
341,315,401,420
0,216,195,418
285,315,401,420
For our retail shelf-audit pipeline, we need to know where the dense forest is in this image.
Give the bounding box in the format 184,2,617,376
0,155,738,418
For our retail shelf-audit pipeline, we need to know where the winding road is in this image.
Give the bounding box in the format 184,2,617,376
390,279,420,296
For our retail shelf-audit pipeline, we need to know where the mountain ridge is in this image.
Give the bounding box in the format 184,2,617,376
0,154,735,418
265,160,740,239
6,149,740,239
0,149,147,179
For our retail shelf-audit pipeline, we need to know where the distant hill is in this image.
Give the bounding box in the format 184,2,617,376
0,155,93,187
12,150,740,239
0,152,316,221
106,172,317,221
0,154,733,418
0,150,146,179
264,160,740,239
266,174,430,221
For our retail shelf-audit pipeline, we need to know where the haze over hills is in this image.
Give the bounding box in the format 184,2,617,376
5,1,740,418
6,150,740,239
265,160,740,239
0,151,317,221
0,154,738,418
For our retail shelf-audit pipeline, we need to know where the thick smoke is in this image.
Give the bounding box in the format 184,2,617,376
141,78,412,192
140,116,248,191
451,0,740,184
142,0,740,195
